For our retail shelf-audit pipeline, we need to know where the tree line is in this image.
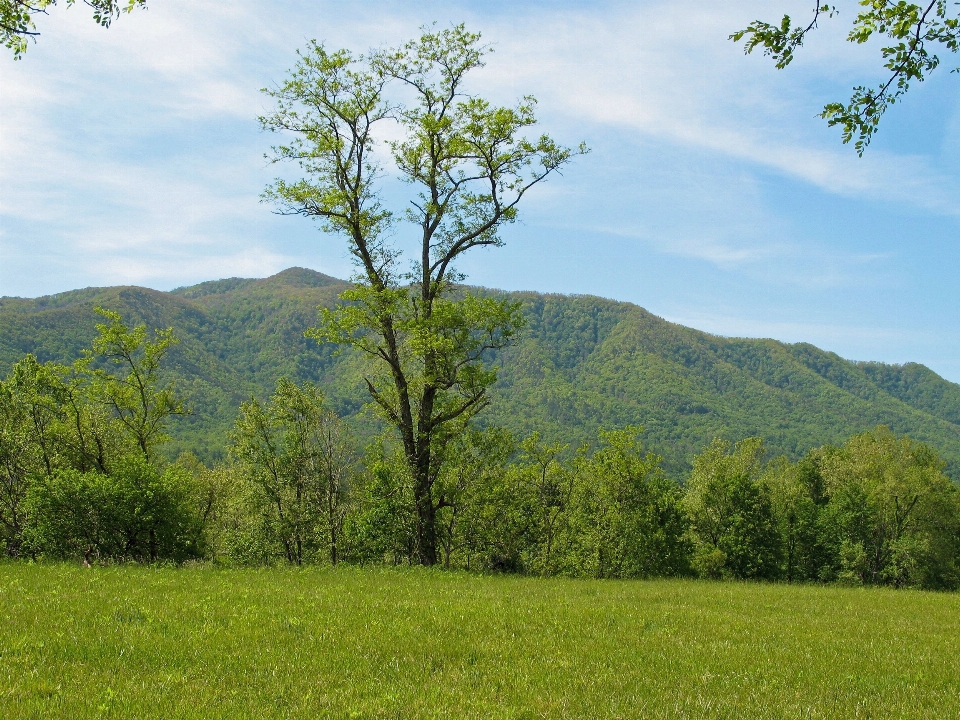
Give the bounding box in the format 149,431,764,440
2,309,958,590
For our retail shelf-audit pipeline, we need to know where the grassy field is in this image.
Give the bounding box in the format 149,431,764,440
1,564,958,719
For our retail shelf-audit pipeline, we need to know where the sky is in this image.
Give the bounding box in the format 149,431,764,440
1,0,959,381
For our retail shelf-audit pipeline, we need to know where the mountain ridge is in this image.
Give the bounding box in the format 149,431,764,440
3,267,959,477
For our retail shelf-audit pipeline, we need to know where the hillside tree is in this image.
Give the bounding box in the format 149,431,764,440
261,25,585,565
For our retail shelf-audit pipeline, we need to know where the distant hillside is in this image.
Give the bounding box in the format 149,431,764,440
3,267,960,478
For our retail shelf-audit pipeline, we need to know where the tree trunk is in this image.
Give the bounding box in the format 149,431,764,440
414,471,438,566
329,507,338,566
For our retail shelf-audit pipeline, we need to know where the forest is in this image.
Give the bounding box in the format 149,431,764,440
2,306,959,590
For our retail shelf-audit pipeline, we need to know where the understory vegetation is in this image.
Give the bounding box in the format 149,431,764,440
2,311,959,590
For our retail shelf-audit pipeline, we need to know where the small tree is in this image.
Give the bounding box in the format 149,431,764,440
565,428,689,579
84,307,186,461
685,438,782,580
434,426,515,569
513,433,571,574
341,442,417,566
231,378,353,565
261,25,585,565
762,455,834,582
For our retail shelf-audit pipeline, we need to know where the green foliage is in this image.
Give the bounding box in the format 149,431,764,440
0,309,199,562
229,377,353,565
25,457,205,563
340,443,417,565
2,0,147,59
345,425,689,580
433,427,518,569
762,456,834,582
512,432,572,574
561,427,690,579
3,298,960,589
818,427,960,589
685,438,783,580
747,426,960,589
732,1,960,153
84,307,186,460
339,426,689,580
0,378,35,557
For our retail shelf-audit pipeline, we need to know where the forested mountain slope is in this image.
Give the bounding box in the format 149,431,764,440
3,267,959,477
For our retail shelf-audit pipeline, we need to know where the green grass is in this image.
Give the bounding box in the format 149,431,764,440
1,564,959,718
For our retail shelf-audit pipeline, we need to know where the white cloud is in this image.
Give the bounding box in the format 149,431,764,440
90,245,297,287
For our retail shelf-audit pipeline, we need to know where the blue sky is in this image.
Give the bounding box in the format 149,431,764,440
1,0,959,380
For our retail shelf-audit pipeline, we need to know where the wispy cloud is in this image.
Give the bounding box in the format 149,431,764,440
474,0,960,215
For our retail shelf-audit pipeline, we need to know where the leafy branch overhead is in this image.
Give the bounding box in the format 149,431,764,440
1,0,146,58
732,1,960,154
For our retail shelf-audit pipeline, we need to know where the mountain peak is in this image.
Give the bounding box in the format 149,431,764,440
262,267,346,289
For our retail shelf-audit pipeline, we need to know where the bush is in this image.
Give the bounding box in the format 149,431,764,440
25,456,204,563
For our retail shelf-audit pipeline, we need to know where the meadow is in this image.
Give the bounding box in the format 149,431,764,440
1,564,958,719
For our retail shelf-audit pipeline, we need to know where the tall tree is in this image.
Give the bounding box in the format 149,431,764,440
261,25,585,565
732,2,960,153
2,0,147,59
